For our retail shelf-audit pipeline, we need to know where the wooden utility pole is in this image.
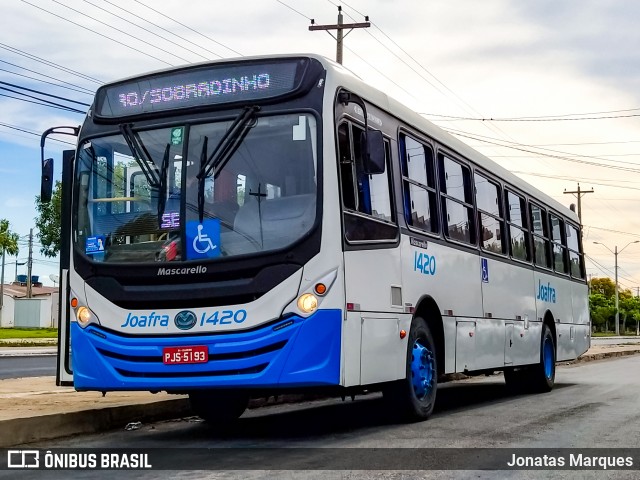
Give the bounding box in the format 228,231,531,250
563,183,594,228
309,6,370,64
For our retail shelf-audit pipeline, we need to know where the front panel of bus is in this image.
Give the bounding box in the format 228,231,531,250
63,57,347,391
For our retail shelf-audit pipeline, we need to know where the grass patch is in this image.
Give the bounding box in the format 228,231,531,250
0,328,58,339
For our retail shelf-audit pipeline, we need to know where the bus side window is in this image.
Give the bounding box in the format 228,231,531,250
530,203,551,269
550,214,568,274
566,223,585,279
475,172,505,255
400,135,438,234
439,154,475,245
506,191,530,261
337,121,397,242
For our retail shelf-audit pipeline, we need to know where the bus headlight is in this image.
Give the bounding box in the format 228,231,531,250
297,293,318,314
76,306,96,327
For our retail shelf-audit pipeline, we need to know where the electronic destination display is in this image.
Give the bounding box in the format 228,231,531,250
95,59,307,118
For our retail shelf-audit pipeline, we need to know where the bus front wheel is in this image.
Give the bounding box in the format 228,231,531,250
189,390,249,425
383,317,438,421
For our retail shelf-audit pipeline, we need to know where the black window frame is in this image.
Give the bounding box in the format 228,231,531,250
438,152,475,246
505,189,531,263
399,132,439,236
336,119,398,245
530,202,551,270
475,171,506,256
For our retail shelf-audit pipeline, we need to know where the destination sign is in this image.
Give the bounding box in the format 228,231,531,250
95,59,306,118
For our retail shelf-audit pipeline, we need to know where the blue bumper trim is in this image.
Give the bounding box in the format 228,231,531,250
71,309,342,391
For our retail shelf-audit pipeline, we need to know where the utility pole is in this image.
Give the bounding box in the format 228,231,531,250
564,183,594,231
26,228,33,299
309,6,370,64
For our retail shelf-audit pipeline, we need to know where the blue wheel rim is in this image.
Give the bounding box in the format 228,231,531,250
411,340,434,400
543,337,554,379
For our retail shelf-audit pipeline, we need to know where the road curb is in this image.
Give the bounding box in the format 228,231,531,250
563,348,640,365
1,399,191,448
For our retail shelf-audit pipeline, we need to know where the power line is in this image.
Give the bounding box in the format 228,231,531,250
132,0,243,57
0,92,84,114
0,67,93,96
51,0,192,64
102,0,223,61
422,111,640,122
0,122,76,146
0,59,95,94
0,42,103,84
20,0,174,67
276,0,312,20
0,81,90,106
0,86,86,113
81,0,210,62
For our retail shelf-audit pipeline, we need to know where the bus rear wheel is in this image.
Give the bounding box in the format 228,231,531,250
504,324,555,393
383,317,438,421
189,390,249,425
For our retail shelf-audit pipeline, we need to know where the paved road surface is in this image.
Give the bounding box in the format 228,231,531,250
591,336,640,346
8,355,640,479
0,355,56,380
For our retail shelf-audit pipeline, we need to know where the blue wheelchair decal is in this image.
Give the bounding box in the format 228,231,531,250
186,219,221,259
481,258,489,283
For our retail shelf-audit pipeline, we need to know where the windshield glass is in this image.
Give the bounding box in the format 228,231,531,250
74,113,318,263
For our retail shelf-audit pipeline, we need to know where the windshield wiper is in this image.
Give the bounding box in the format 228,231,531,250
120,123,160,188
157,143,170,227
197,105,259,223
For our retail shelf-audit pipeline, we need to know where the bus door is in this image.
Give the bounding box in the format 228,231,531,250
57,150,75,386
337,121,404,385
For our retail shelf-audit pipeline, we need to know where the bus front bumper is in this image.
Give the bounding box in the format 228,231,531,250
70,309,342,391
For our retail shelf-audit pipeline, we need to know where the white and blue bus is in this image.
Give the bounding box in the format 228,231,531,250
41,54,589,422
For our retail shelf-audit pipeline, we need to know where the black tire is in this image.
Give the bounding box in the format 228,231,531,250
383,317,438,421
530,324,556,393
189,390,249,425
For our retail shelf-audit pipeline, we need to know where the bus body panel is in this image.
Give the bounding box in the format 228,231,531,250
479,256,536,325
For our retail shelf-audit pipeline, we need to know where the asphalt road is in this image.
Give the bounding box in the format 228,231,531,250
591,336,640,346
0,354,56,379
7,355,640,479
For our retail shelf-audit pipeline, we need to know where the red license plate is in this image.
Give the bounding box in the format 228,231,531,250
162,346,208,365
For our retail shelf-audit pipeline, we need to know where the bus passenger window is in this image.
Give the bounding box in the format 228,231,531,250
550,214,568,274
400,135,438,234
439,155,474,245
475,173,505,255
506,191,530,261
530,204,551,268
566,223,585,278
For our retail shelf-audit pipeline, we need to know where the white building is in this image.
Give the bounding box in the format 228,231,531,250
0,284,59,328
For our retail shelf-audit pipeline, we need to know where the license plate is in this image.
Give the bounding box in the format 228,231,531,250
162,346,208,365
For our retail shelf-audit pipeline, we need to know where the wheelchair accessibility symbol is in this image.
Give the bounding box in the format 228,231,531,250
186,220,221,259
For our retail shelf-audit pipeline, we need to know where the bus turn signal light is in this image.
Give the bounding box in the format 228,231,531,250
400,330,407,339
70,297,78,308
314,283,327,296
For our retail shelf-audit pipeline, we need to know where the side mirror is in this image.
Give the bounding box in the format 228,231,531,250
362,130,385,175
41,158,54,203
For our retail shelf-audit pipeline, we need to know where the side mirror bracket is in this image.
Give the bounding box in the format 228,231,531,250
40,126,80,203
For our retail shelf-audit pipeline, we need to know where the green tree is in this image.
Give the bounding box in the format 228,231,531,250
35,180,62,258
590,277,616,298
588,291,615,332
0,219,19,257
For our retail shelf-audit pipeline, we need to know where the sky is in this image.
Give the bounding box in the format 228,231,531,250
2,0,640,289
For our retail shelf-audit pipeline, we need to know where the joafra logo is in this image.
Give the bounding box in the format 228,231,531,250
536,279,557,303
121,312,170,328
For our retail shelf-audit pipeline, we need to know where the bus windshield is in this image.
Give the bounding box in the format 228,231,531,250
74,113,318,263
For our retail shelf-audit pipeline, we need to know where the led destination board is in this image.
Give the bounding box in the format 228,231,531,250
96,59,306,118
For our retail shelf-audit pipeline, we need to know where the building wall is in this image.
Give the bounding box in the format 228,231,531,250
0,295,15,327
